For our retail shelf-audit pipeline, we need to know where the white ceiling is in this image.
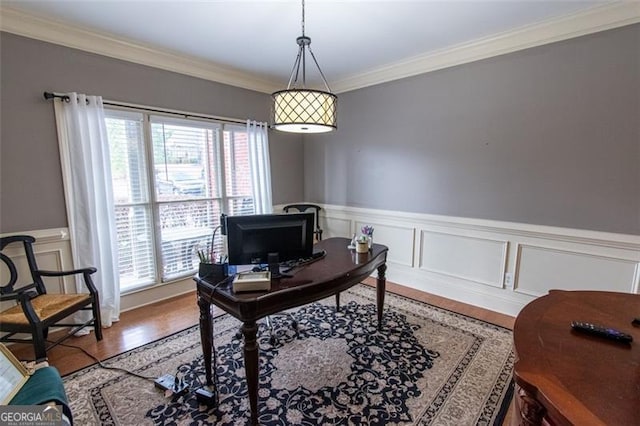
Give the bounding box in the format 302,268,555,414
2,1,638,93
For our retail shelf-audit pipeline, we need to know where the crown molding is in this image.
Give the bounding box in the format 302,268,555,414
1,3,638,95
0,6,280,94
332,2,640,93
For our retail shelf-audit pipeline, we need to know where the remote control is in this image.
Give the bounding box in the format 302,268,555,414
571,321,633,343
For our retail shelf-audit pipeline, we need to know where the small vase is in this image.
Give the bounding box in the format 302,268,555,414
367,236,373,250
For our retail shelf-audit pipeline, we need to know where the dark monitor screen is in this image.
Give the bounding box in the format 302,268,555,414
225,213,314,266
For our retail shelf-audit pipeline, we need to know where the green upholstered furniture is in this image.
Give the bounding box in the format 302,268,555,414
9,366,72,424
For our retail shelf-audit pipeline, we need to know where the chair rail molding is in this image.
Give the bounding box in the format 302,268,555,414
1,229,71,295
0,228,195,312
6,214,640,317
275,203,640,317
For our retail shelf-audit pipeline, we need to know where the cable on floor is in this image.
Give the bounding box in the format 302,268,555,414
49,340,156,381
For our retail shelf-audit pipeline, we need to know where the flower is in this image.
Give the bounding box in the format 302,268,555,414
361,225,374,236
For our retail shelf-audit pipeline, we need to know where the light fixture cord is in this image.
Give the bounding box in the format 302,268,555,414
301,0,305,36
308,46,332,92
301,0,306,86
284,0,333,92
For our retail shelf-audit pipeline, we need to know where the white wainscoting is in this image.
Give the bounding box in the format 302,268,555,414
4,208,639,317
419,231,508,289
514,244,639,297
0,228,195,314
0,229,73,313
297,204,640,317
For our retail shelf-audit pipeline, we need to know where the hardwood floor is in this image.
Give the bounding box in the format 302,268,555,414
7,279,516,422
8,279,514,374
374,279,514,329
8,291,202,375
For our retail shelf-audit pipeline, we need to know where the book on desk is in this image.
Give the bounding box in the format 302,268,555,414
232,271,271,292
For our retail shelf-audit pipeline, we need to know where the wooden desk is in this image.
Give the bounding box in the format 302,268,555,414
194,237,388,425
512,290,640,426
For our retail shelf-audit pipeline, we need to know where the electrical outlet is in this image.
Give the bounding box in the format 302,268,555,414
504,272,514,288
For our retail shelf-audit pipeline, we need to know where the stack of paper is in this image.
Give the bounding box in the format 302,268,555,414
232,271,271,292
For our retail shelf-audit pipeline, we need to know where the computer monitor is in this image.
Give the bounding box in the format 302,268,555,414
225,213,314,272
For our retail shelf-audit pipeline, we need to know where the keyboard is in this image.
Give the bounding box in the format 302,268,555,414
281,250,326,272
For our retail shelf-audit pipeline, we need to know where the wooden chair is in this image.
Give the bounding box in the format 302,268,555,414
283,204,323,241
0,235,102,361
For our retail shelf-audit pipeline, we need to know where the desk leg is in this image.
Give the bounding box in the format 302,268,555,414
376,263,387,331
242,320,259,426
198,294,214,385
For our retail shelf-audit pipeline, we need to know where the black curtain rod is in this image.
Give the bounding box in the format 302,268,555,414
43,91,71,101
42,91,249,126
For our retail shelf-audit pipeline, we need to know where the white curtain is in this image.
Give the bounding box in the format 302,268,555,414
53,93,120,328
247,120,273,214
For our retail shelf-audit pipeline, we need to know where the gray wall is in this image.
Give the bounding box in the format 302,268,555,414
306,24,640,235
3,24,639,236
0,32,304,233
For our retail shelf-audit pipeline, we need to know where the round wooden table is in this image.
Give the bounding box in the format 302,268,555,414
512,290,640,426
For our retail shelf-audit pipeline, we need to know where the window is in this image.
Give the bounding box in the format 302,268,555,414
106,109,256,292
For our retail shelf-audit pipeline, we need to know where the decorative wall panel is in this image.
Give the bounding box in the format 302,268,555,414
515,244,639,297
419,231,507,288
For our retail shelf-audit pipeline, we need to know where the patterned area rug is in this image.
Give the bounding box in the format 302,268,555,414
64,285,514,425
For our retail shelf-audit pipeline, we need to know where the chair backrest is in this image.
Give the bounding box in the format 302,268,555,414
0,235,46,296
282,204,323,240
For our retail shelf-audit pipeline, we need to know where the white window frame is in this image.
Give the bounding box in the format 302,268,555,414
105,106,255,293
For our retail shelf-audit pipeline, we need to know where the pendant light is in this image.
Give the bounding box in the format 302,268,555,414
272,0,337,133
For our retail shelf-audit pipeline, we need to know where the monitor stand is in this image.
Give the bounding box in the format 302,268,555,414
267,252,292,279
